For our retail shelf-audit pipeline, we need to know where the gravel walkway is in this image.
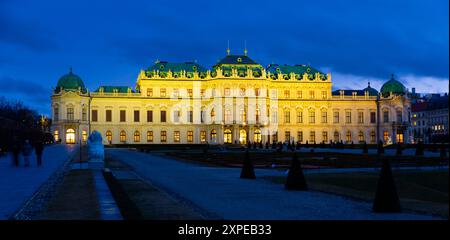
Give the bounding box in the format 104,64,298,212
107,149,438,220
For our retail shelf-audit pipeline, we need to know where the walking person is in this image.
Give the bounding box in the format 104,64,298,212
22,140,33,167
34,140,44,167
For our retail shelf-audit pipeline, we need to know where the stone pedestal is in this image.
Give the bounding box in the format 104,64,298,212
87,131,105,170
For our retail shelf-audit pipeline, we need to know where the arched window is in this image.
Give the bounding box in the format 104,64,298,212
334,131,339,142
224,129,232,144
147,131,153,142
254,129,262,143
309,109,315,124
358,131,364,143
106,130,112,142
134,131,140,142
120,130,126,143
66,128,75,144
370,131,376,143
211,109,216,122
54,129,59,142
346,131,352,143
210,129,217,142
82,130,87,142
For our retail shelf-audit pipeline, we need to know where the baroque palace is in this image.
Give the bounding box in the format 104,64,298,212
51,49,412,145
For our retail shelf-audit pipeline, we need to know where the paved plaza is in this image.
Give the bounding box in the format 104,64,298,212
0,144,76,219
107,149,440,220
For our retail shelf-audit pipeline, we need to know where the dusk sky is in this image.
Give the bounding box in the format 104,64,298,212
0,0,448,116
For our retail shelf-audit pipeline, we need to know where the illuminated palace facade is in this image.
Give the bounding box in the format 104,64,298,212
51,50,412,145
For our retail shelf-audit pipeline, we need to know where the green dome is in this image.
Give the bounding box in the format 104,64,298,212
380,75,406,97
56,69,86,92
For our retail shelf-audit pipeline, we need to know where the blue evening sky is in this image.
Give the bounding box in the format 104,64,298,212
0,0,448,115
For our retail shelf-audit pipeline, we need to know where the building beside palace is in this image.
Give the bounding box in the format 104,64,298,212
51,49,413,145
411,93,449,143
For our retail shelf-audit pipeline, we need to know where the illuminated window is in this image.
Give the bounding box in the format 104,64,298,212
254,129,261,143
160,88,166,97
82,130,87,142
161,131,167,142
358,131,364,142
224,88,230,96
297,90,302,99
284,90,290,98
322,91,327,99
309,90,315,99
200,131,206,143
383,131,389,142
188,89,193,97
210,129,217,142
106,130,112,142
54,130,59,141
120,130,126,143
134,131,140,142
146,88,153,97
187,131,193,143
346,131,352,142
147,131,153,142
255,88,260,96
174,131,180,142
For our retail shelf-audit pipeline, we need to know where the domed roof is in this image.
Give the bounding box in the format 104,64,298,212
56,68,86,92
362,82,379,96
380,74,406,97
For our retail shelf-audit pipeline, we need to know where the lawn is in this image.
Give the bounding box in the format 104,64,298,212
262,170,449,218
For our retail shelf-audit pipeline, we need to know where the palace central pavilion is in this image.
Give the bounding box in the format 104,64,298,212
51,50,412,145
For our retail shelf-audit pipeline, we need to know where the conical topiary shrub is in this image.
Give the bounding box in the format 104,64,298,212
362,141,368,154
373,158,401,212
240,150,256,179
285,152,307,190
377,140,384,154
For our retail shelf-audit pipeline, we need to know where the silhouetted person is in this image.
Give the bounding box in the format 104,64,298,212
12,140,20,167
34,141,44,166
22,140,33,167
